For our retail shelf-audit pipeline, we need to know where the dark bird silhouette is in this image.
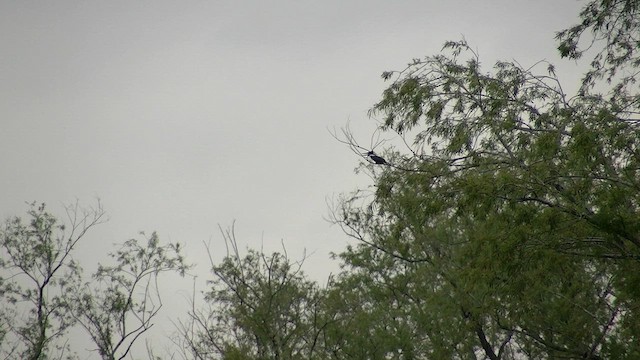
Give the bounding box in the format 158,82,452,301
366,151,387,165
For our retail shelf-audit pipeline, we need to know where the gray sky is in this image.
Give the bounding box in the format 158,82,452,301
1,0,584,357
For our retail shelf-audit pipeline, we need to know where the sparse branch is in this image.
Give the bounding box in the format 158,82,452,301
69,232,188,360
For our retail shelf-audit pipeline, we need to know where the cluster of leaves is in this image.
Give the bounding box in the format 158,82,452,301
556,0,640,92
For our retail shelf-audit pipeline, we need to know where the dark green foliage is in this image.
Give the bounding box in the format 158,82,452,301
331,2,640,358
556,0,640,89
178,226,327,360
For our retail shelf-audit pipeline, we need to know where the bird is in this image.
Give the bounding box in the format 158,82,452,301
365,151,387,165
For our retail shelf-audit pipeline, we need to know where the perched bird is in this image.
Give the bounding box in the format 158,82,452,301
366,151,387,165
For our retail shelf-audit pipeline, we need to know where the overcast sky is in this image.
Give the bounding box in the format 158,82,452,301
1,0,585,357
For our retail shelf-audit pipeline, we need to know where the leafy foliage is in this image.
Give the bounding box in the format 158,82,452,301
556,0,640,91
69,232,189,360
180,4,640,357
177,226,327,360
331,3,640,358
0,203,187,360
0,202,104,360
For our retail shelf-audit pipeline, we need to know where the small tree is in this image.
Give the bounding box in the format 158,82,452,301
177,225,328,360
69,232,189,360
0,201,105,360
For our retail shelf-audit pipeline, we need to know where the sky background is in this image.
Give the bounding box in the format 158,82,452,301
1,1,585,357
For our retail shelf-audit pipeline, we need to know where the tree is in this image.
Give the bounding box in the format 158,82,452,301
0,202,189,360
0,201,105,360
176,225,328,360
69,232,189,360
332,1,640,358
